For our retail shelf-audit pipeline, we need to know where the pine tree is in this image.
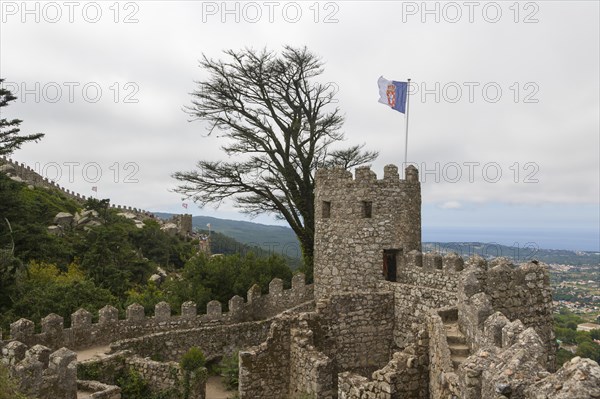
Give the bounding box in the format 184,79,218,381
0,78,44,156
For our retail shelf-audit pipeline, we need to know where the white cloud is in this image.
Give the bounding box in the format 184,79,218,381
1,1,598,231
439,201,462,210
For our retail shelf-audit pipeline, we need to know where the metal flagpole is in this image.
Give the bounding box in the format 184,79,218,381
404,78,411,168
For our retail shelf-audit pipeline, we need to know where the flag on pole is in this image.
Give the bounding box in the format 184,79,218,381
377,76,408,114
378,76,412,167
182,203,188,209
91,186,97,192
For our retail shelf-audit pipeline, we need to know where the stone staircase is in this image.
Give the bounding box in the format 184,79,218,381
442,315,470,370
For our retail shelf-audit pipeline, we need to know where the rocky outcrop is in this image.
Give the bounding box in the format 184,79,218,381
525,356,600,398
47,210,103,235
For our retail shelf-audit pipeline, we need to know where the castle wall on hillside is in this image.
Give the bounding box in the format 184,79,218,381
0,157,153,217
426,258,560,398
5,275,312,352
168,214,193,235
4,158,596,399
313,165,421,300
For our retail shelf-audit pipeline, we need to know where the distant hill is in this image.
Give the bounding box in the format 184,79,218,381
423,242,600,266
154,213,301,265
154,213,599,267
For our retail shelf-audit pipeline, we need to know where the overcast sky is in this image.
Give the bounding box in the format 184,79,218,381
1,1,598,251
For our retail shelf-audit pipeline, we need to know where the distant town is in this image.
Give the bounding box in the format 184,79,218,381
551,263,600,323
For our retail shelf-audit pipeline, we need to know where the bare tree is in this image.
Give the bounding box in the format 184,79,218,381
173,46,377,278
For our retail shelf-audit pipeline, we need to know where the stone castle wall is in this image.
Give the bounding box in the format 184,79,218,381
110,308,304,363
0,341,78,398
0,156,153,217
313,165,421,301
289,319,336,397
379,250,462,346
6,275,312,352
4,159,598,399
424,257,578,399
338,334,430,399
78,350,206,399
427,308,459,399
239,291,395,398
312,291,395,377
457,257,556,370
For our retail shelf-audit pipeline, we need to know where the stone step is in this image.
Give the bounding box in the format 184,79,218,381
443,322,460,333
452,356,468,369
443,320,470,369
444,323,467,345
449,343,470,357
446,333,466,345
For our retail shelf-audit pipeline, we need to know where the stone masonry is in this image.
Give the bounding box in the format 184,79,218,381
2,163,599,399
238,164,600,399
314,164,421,300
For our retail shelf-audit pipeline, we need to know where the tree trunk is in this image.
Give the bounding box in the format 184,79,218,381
298,230,314,283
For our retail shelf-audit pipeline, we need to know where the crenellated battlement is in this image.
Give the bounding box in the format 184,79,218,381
0,340,77,398
426,259,562,398
457,256,551,305
5,274,312,352
457,257,556,370
315,164,419,186
393,250,465,293
0,156,154,217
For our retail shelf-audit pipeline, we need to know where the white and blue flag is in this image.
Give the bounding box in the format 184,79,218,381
378,76,408,114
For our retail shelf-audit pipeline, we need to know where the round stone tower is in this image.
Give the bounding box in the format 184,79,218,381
313,164,421,300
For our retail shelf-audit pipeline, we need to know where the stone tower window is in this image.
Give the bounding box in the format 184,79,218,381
322,201,331,218
362,201,372,218
383,249,400,282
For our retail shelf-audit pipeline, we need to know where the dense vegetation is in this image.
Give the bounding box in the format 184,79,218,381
127,252,292,315
554,308,600,365
0,171,294,334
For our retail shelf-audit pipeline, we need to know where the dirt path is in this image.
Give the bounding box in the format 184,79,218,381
206,376,233,399
77,391,93,399
76,345,111,362
76,346,112,399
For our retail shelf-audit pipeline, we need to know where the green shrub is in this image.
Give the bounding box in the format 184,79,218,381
180,347,206,372
179,347,208,399
220,351,239,390
556,348,575,366
117,369,151,399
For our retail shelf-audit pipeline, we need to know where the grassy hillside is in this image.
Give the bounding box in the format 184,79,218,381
0,174,297,332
